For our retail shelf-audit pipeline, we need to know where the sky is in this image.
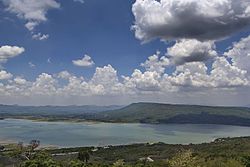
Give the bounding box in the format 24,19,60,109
0,0,250,106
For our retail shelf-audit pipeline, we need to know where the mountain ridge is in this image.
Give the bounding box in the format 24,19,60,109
92,102,250,126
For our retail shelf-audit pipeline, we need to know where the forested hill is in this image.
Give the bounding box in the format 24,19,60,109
1,102,250,126
93,102,250,126
0,104,122,116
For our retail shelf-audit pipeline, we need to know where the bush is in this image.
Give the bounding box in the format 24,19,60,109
20,151,60,167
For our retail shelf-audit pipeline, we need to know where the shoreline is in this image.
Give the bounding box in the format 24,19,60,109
0,138,17,145
1,117,103,124
2,117,250,128
1,136,249,150
0,138,59,150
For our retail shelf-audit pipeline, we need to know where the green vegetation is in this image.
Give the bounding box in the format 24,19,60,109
2,137,250,166
0,104,122,120
1,103,250,126
91,103,250,126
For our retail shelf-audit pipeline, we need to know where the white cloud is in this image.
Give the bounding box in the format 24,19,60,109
166,62,210,88
30,73,57,95
141,52,170,74
28,62,35,68
0,45,25,64
14,77,27,85
165,57,249,89
3,0,60,22
47,57,52,64
224,35,250,74
210,57,249,87
132,0,250,42
0,55,249,105
167,39,217,65
91,65,118,86
73,0,84,4
0,41,250,105
57,71,71,79
124,70,161,92
73,54,95,67
0,70,13,80
32,33,49,40
2,0,60,39
25,21,38,31
90,65,125,95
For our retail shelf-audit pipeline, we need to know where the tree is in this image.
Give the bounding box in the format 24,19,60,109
69,160,85,167
113,159,125,167
242,155,250,167
0,145,4,151
29,140,40,151
78,151,90,164
167,150,197,167
20,151,60,167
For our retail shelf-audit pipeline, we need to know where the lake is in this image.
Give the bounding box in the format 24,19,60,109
0,119,250,147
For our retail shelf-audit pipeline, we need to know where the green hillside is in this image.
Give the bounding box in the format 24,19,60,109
94,103,250,126
2,103,250,126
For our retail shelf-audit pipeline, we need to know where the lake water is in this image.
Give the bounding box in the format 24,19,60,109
0,119,250,147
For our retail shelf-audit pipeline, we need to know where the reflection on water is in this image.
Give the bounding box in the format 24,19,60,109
0,119,250,147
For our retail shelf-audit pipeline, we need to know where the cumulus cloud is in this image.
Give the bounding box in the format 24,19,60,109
166,58,248,89
2,0,60,40
90,65,125,95
0,54,249,105
141,52,170,74
132,0,250,42
210,57,249,87
124,70,161,91
32,33,49,40
0,70,13,80
57,71,71,79
25,21,39,31
73,54,95,67
14,77,27,85
30,73,57,95
0,45,25,65
167,39,217,65
224,35,250,73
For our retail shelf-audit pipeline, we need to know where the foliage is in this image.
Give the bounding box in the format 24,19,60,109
69,160,85,167
92,103,250,126
2,103,250,126
167,150,198,167
78,151,90,163
112,159,125,167
242,155,250,167
20,151,60,167
3,137,250,166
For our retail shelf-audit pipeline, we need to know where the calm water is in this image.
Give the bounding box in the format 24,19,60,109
0,119,250,147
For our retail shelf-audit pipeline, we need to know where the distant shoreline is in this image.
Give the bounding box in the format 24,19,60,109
2,102,250,127
0,139,16,145
0,117,103,124
2,116,250,128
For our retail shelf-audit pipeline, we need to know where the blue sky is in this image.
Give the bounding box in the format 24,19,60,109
0,0,168,80
0,0,250,106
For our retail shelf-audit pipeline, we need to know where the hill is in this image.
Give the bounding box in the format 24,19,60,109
0,104,122,120
2,102,250,126
92,102,250,126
